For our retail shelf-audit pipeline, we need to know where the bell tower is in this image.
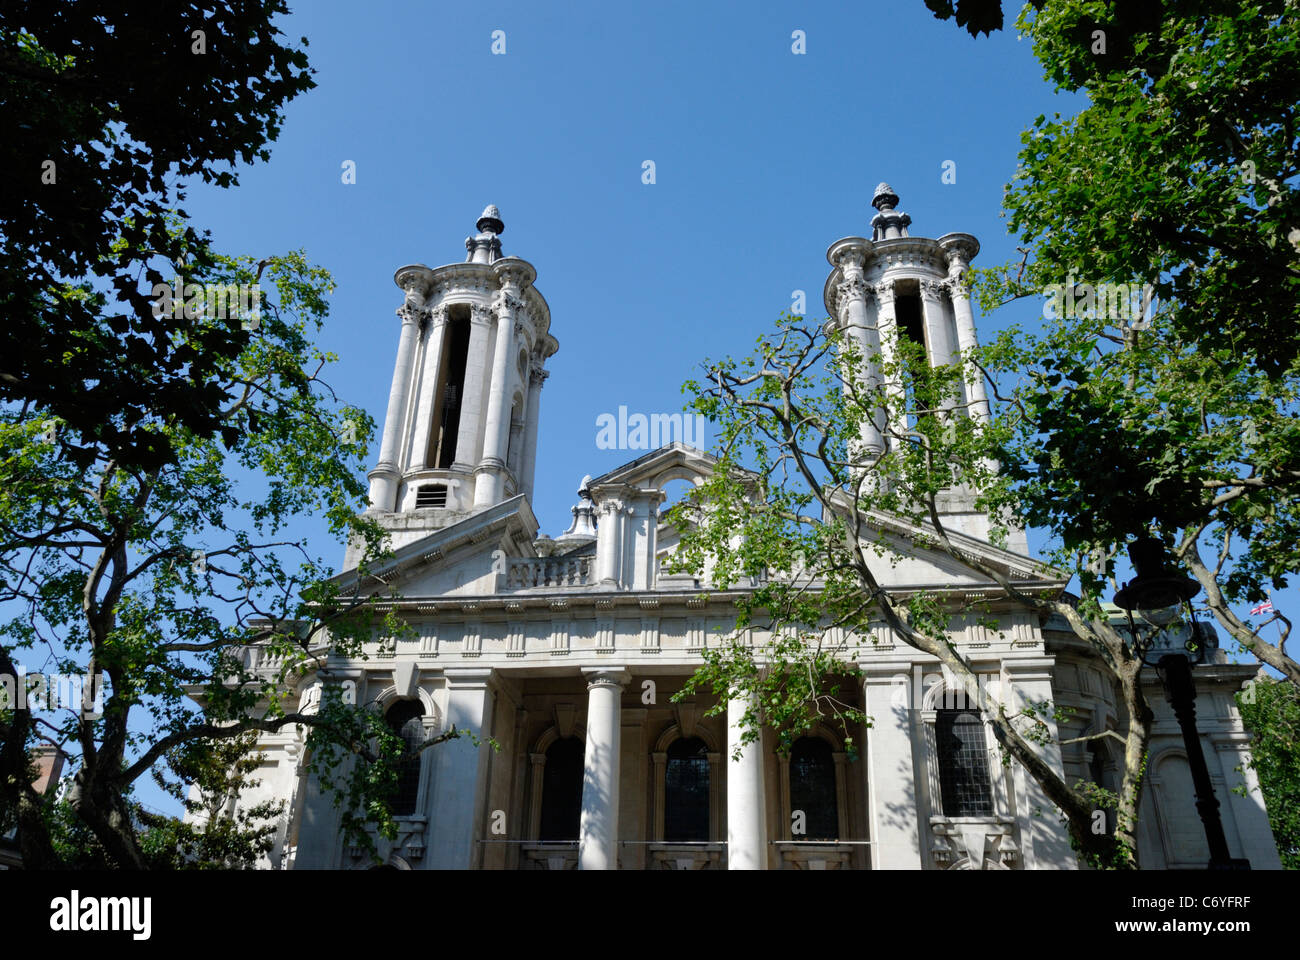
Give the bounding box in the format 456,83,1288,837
824,183,1018,547
365,205,558,530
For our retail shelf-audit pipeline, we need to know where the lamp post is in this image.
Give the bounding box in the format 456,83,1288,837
1113,536,1250,870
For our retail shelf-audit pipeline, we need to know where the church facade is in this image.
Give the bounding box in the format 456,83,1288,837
227,195,1282,870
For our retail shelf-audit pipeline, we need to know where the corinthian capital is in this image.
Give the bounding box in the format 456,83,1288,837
836,275,871,305
495,291,526,315
919,278,947,301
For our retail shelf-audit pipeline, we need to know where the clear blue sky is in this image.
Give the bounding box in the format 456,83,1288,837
184,0,1065,539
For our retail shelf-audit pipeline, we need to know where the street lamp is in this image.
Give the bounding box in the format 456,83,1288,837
1113,536,1250,870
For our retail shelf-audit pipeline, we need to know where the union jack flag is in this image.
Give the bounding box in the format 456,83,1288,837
1250,599,1274,616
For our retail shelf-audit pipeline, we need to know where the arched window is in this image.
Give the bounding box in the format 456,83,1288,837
935,709,994,817
789,737,838,840
538,736,584,841
664,737,710,842
385,700,425,817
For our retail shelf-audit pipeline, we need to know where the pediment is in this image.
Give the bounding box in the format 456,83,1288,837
586,442,716,492
857,508,1062,589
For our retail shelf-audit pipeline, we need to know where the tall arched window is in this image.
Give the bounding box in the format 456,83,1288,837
936,709,994,817
789,737,838,840
538,736,584,841
664,737,710,842
385,700,425,817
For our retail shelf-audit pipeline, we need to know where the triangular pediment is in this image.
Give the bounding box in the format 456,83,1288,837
586,442,716,492
853,507,1063,590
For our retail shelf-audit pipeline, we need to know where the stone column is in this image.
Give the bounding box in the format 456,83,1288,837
943,250,991,424
862,664,923,868
872,279,907,446
726,694,768,869
595,499,625,587
408,306,450,468
426,668,496,869
452,303,494,478
368,278,425,511
477,269,526,506
832,247,886,465
919,278,959,417
579,668,629,870
519,361,547,500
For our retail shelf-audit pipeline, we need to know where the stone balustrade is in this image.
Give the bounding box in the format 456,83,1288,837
506,556,592,589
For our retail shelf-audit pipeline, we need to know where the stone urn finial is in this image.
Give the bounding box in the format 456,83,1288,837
871,182,900,211
476,204,504,235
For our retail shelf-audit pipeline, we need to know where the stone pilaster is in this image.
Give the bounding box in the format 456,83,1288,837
426,668,496,869
862,663,923,868
519,360,547,500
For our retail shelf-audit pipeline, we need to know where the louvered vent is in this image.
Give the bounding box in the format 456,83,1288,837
415,484,447,509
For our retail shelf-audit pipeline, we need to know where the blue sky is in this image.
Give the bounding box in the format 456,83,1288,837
184,0,1066,542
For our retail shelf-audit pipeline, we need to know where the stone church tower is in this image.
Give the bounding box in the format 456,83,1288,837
351,206,558,567
825,183,1019,549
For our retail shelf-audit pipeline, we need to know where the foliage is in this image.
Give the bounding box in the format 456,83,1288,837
1236,677,1300,868
667,311,1156,867
0,1,314,471
0,244,454,869
964,0,1300,686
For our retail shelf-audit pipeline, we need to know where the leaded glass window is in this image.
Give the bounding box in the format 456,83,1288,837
935,709,994,817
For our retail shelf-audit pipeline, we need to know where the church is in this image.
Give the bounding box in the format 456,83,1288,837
224,192,1282,870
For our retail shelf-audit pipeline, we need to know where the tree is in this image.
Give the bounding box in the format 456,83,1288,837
0,1,314,471
962,0,1300,689
1235,676,1300,868
0,246,449,869
667,315,1156,868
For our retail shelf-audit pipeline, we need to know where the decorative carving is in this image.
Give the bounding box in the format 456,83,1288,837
831,247,866,271
836,275,870,304
395,273,430,324
495,291,526,315
873,279,896,302
469,302,494,325
495,261,532,290
920,278,947,301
